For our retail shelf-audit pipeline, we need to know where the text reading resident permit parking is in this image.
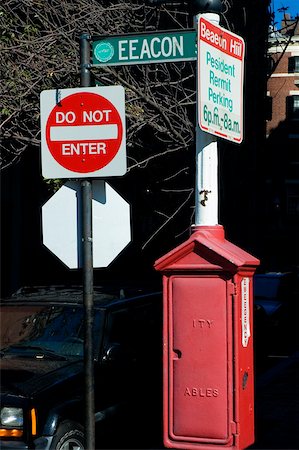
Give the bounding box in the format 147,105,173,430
198,17,245,143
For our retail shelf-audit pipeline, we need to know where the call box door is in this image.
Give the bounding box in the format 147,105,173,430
168,276,233,445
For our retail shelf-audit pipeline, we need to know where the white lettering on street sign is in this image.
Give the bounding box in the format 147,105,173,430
92,30,197,66
118,36,183,61
198,17,245,143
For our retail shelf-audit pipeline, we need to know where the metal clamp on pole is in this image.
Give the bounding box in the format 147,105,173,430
80,32,95,450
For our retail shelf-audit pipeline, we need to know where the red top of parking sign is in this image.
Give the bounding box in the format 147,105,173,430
45,92,123,173
199,17,244,61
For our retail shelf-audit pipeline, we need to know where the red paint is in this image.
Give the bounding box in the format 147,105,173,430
155,225,259,450
45,92,123,173
199,17,244,61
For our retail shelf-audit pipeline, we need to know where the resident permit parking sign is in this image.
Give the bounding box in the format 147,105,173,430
198,17,245,143
40,86,126,178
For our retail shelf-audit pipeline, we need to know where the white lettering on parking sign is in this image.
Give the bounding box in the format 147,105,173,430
198,17,245,143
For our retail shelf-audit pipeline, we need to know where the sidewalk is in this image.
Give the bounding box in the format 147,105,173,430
97,352,298,450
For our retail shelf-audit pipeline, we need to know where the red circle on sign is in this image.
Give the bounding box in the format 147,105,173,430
45,92,123,173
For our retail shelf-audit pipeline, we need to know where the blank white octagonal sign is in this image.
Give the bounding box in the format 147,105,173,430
42,180,131,269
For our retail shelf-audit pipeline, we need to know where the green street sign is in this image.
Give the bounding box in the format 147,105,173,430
92,29,197,66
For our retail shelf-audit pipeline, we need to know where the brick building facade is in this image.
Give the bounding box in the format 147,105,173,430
262,14,299,269
267,15,299,134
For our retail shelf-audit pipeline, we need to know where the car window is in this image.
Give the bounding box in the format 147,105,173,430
254,277,281,300
0,305,102,358
104,301,161,361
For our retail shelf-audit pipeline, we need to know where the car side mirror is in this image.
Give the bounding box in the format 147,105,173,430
102,343,136,365
102,343,123,363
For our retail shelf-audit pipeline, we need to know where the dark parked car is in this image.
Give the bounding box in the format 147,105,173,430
253,272,297,358
254,272,295,320
0,286,162,450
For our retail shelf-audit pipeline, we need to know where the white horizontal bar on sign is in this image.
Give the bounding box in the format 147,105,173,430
50,125,118,141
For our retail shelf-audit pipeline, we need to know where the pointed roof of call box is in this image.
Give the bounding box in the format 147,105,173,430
154,226,260,273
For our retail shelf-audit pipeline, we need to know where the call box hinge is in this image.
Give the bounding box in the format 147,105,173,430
228,282,237,296
230,420,239,435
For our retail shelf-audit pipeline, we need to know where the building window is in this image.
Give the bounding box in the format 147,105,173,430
267,56,274,76
266,96,272,121
288,56,299,73
286,95,299,119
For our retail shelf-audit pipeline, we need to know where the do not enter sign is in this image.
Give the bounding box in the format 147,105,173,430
46,93,122,173
40,86,126,178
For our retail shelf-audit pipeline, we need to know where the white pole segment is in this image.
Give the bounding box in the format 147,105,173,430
194,12,220,227
195,132,218,225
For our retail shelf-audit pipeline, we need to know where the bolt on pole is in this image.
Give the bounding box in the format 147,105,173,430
80,32,95,450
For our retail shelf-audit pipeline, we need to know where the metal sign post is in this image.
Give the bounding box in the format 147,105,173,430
194,9,245,226
194,13,220,227
40,30,128,450
80,32,95,450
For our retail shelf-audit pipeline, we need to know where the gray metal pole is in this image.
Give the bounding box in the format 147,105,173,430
80,32,95,450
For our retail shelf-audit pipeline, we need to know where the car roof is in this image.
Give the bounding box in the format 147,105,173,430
1,285,161,309
255,272,292,279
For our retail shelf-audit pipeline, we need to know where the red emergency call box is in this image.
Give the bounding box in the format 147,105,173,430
154,225,260,450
